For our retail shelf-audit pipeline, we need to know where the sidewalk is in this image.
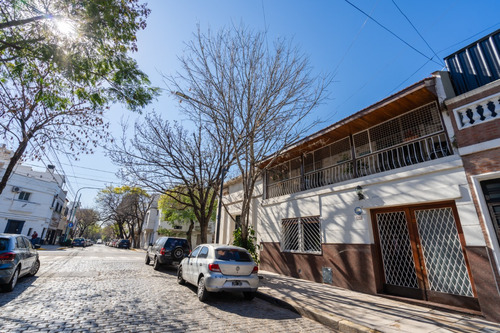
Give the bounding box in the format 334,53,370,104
256,270,500,333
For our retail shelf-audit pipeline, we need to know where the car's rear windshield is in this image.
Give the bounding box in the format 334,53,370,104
165,238,189,250
0,238,8,251
215,249,252,262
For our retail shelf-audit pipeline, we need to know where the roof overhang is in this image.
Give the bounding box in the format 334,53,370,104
261,76,438,167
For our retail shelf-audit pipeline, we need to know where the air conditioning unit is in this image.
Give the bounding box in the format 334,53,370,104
11,186,20,193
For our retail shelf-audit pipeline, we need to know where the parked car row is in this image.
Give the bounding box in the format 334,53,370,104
144,236,259,302
105,239,130,249
0,233,40,292
71,238,94,247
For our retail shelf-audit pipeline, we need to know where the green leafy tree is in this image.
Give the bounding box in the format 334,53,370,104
0,0,158,195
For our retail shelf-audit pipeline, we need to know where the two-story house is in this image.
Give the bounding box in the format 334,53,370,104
219,31,500,323
0,146,67,244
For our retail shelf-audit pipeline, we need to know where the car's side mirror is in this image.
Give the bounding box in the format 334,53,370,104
148,243,153,247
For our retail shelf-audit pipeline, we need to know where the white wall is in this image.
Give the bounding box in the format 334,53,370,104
221,155,485,248
0,168,66,238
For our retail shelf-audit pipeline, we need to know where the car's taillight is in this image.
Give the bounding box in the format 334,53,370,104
0,252,15,262
252,266,258,274
208,263,221,272
160,248,166,255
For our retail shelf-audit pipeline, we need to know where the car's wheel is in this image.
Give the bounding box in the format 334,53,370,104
4,266,20,292
153,256,160,271
177,266,186,285
28,259,40,276
243,292,256,301
173,246,184,260
197,276,209,301
145,254,150,265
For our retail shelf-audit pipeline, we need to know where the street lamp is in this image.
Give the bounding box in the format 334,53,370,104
63,186,101,241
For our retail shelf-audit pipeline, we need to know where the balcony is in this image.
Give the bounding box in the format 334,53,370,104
266,133,453,199
453,91,500,129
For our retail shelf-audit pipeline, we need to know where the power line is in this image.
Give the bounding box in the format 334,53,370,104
343,0,441,66
437,22,500,54
65,174,120,183
57,162,117,174
332,0,378,76
391,0,444,67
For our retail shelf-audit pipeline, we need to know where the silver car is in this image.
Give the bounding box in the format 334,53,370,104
177,244,259,301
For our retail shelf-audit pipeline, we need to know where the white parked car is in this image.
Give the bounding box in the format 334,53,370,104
177,244,259,301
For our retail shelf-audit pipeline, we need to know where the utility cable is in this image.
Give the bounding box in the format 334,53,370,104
391,0,444,67
343,0,441,66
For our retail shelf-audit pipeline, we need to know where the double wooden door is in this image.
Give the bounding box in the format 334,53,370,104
371,203,479,310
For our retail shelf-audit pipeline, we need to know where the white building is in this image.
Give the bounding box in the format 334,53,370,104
0,147,67,244
141,195,215,249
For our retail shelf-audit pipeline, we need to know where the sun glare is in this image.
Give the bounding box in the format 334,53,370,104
54,18,77,39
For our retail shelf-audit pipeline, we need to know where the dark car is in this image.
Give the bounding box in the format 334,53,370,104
145,237,190,270
72,238,86,247
117,239,130,249
0,233,40,292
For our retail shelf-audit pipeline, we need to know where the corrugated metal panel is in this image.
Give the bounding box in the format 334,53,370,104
444,29,500,95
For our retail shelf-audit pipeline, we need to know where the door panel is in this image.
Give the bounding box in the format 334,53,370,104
414,208,473,297
372,203,478,310
5,220,25,234
375,211,420,298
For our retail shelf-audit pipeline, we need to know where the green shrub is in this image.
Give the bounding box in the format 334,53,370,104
232,226,259,264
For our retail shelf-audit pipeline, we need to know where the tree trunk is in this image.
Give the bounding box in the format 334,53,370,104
199,218,208,244
0,139,29,195
186,219,195,249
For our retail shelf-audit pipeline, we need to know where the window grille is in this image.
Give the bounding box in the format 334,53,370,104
353,130,370,157
281,216,321,254
353,102,443,157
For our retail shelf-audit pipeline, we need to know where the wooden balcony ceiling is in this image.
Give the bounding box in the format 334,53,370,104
265,77,438,166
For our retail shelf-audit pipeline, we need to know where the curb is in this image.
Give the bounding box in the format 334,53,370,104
256,291,380,333
37,247,67,251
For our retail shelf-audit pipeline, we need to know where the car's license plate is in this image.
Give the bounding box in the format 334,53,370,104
232,281,242,286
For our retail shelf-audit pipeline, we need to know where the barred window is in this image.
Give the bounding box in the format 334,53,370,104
281,216,321,253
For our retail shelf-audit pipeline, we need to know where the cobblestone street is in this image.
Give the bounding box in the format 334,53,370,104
0,245,332,333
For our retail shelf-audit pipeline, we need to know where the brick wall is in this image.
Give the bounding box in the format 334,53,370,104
462,149,500,175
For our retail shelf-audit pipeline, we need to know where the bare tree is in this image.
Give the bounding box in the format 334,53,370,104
96,185,154,247
75,208,99,238
107,113,230,243
167,25,331,247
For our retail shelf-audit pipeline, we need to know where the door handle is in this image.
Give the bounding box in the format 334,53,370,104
199,263,202,266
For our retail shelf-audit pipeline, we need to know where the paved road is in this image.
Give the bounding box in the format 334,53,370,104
0,245,332,333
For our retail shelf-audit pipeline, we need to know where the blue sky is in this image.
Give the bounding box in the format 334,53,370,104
50,0,500,207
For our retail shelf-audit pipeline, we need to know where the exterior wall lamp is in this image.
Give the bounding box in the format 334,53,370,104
356,185,365,200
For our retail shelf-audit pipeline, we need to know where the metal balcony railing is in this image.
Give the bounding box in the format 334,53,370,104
266,133,453,199
267,175,301,199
